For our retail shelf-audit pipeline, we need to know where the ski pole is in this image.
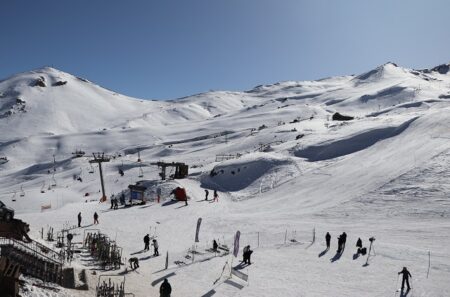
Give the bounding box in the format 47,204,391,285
393,274,399,297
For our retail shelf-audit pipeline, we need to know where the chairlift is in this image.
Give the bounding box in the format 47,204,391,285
51,174,57,187
41,181,46,193
11,192,16,202
88,164,95,174
138,165,144,178
20,185,25,197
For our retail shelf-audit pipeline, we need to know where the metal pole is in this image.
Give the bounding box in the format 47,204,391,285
98,163,106,200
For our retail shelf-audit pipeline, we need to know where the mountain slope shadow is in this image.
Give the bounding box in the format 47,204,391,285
295,117,418,161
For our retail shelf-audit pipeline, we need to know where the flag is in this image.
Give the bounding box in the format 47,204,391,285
195,218,202,242
233,231,240,257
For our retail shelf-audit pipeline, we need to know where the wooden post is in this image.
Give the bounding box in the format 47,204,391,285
284,230,287,244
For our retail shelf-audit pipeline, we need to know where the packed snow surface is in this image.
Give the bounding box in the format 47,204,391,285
1,62,450,297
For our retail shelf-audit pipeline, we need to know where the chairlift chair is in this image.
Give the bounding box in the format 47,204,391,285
138,165,144,178
20,185,25,197
41,181,46,193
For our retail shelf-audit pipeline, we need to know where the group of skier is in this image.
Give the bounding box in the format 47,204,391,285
325,232,412,293
77,211,99,227
204,189,219,202
143,234,159,256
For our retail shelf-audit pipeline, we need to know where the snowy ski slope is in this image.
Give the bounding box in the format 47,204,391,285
1,62,450,296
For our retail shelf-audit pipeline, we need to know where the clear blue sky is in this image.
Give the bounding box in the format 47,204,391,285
1,0,449,99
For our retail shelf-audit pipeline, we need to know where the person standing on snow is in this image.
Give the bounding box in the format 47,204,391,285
204,189,209,201
213,239,218,252
213,190,219,202
398,267,412,291
144,234,150,251
160,278,172,297
93,212,99,224
152,239,159,256
325,232,331,249
77,212,82,227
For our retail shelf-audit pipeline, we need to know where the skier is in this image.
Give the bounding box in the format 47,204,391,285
160,278,172,297
93,212,99,225
341,232,347,251
129,257,139,270
356,237,362,248
157,188,161,203
398,267,412,291
144,234,150,251
213,190,219,202
325,232,331,249
77,212,82,227
242,245,253,265
337,234,342,253
110,195,115,209
152,239,159,256
113,198,119,210
204,189,209,201
212,239,218,252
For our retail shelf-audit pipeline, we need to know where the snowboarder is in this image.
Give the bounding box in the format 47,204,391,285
152,239,159,256
398,267,412,291
213,190,218,202
93,212,99,225
325,232,331,249
160,278,172,297
129,257,139,270
77,212,82,227
204,189,209,201
213,239,218,252
144,234,150,251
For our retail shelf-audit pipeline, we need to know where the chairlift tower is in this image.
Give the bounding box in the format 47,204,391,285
89,152,111,202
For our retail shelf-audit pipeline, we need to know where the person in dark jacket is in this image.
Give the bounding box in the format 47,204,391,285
129,257,139,270
341,232,347,251
204,189,209,201
356,238,362,248
77,212,82,227
160,278,172,297
242,245,253,265
213,239,218,252
144,234,150,251
398,267,412,291
152,239,159,256
213,190,219,202
93,212,99,224
325,232,331,249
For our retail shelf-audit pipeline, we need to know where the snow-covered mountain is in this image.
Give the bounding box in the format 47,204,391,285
1,62,450,297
